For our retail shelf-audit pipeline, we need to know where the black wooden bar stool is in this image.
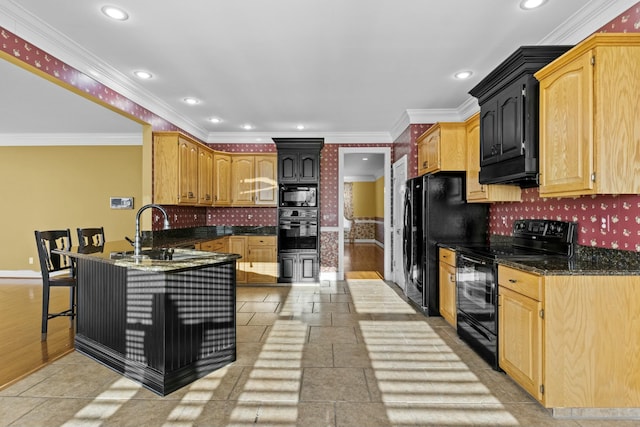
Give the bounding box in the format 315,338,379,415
34,229,77,341
77,227,105,249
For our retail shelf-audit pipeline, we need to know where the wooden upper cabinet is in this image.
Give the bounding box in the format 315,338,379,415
465,113,521,202
197,146,214,206
154,132,200,205
179,137,199,204
230,154,277,207
254,155,277,205
535,33,640,197
213,152,231,206
231,155,255,206
416,122,466,175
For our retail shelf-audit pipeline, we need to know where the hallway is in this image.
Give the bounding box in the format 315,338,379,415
1,279,634,426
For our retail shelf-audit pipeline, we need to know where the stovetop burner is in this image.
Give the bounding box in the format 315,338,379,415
457,219,577,261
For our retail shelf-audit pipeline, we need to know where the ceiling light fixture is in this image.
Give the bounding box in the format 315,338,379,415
296,124,305,130
362,157,369,161
101,5,129,21
242,124,253,130
133,70,152,80
520,0,548,10
183,97,200,105
208,117,222,124
454,70,473,80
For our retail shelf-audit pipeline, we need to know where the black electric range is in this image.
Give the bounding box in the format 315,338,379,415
454,219,577,370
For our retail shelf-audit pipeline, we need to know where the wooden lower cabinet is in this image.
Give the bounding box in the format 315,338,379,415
228,237,247,283
197,237,228,253
198,235,277,284
438,248,457,328
498,264,640,409
246,236,277,283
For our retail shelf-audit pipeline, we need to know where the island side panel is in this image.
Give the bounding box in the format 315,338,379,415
75,257,237,396
76,258,128,353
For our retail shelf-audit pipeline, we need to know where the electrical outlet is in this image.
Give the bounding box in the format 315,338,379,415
28,257,34,265
600,215,610,232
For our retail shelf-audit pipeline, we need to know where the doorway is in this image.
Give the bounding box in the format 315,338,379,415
338,147,391,281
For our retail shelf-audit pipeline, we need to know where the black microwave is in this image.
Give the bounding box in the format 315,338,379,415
279,185,317,207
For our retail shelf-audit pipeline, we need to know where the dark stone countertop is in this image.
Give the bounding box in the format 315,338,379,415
141,225,277,248
444,237,640,276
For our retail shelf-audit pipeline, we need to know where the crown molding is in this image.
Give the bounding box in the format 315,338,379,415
1,0,634,146
0,133,142,146
207,131,392,144
539,0,639,45
0,0,209,140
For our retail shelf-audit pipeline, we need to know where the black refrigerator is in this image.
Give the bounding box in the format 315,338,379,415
403,172,488,315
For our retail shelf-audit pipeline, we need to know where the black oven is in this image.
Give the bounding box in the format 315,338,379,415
278,209,318,251
455,219,577,371
279,185,317,207
456,252,499,369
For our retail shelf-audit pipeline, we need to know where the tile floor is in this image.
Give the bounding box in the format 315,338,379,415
0,279,638,426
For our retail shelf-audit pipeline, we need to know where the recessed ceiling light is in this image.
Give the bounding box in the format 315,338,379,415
362,157,369,161
454,70,473,80
183,97,200,105
101,5,129,21
208,117,222,124
242,124,253,130
296,124,305,130
133,70,152,80
520,0,547,10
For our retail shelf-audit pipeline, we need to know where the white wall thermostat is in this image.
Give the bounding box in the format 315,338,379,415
110,197,134,209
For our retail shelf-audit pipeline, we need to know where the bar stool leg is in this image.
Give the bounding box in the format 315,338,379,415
41,283,50,341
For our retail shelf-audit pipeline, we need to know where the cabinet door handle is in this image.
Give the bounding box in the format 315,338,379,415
449,274,455,282
509,279,517,283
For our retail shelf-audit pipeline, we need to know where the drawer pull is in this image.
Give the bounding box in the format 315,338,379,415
509,279,517,283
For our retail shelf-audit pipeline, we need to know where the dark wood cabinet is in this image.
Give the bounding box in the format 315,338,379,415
277,150,319,183
478,75,528,168
278,253,318,283
470,46,572,187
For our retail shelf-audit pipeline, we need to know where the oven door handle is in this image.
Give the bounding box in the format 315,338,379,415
458,254,488,265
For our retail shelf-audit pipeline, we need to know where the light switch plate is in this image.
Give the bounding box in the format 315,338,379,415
110,197,134,209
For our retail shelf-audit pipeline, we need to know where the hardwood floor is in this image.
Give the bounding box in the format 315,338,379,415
0,280,74,391
343,242,384,279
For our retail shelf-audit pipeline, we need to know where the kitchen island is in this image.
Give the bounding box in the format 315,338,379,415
59,241,241,396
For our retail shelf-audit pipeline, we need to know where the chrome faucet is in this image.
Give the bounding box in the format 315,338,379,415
134,204,170,257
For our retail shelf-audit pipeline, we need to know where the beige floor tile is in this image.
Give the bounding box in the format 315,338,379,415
313,302,352,313
19,361,121,398
290,312,332,326
237,301,280,313
277,301,315,314
300,343,334,368
248,312,292,325
331,312,373,326
301,367,370,402
235,312,254,325
234,343,264,366
256,401,336,426
309,326,358,344
236,325,269,343
333,343,373,368
335,402,410,427
6,398,101,426
330,294,352,303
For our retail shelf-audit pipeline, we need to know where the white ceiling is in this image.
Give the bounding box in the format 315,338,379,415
0,0,635,144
